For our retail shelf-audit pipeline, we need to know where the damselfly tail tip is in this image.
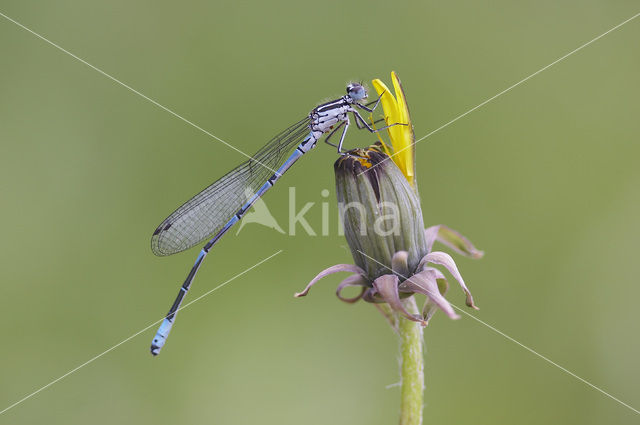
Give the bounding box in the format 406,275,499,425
151,333,166,357
150,318,173,356
150,336,163,356
150,344,160,356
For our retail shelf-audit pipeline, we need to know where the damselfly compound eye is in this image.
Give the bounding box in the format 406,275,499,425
346,83,367,101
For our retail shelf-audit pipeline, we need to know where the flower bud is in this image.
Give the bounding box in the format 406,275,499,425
295,72,482,325
334,144,427,282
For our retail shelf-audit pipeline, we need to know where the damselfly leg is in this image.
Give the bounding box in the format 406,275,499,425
359,89,385,113
335,120,351,153
325,114,406,154
323,121,346,148
352,106,407,133
354,116,385,130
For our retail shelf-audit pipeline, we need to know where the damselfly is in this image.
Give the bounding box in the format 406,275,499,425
150,82,402,355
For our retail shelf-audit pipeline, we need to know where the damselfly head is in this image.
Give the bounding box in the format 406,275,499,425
346,83,367,102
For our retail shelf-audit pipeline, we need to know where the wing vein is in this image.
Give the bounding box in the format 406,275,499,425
151,117,311,256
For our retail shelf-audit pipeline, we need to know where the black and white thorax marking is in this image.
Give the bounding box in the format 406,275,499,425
297,96,356,153
298,82,395,153
310,97,353,135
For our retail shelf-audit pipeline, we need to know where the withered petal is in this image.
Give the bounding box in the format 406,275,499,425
295,264,366,298
423,266,441,281
398,269,460,321
362,287,383,303
419,251,478,309
336,274,368,303
423,267,450,295
420,268,450,323
372,274,424,324
424,225,484,259
424,225,441,254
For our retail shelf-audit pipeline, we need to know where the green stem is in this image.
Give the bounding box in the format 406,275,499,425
398,297,424,425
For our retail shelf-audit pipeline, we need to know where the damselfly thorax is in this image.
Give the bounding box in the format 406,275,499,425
310,97,352,131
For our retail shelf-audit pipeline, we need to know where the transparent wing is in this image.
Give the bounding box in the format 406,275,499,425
151,117,311,256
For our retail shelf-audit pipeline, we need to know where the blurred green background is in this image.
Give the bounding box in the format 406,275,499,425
1,1,639,424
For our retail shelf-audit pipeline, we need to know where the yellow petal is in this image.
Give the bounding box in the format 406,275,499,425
371,79,396,157
371,72,416,188
391,71,415,187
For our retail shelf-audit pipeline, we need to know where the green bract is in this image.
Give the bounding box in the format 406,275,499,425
334,145,427,282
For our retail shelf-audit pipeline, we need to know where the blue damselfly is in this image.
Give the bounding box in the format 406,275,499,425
150,83,402,355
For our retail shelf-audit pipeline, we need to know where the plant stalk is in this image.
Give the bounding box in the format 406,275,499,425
398,297,424,425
